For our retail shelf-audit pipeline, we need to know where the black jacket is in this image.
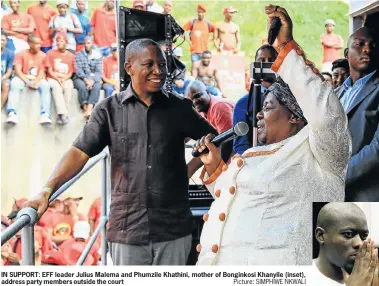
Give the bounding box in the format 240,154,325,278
336,70,379,201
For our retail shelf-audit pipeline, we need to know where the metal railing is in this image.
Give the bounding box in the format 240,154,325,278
1,149,111,266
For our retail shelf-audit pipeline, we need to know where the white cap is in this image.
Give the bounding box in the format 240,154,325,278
57,0,69,7
173,47,183,57
325,19,335,26
73,221,90,240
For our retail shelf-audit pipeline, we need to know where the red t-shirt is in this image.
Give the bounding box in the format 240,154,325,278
1,12,36,41
183,18,215,54
45,49,75,79
37,208,56,227
14,50,46,79
27,4,57,47
59,238,99,265
11,226,53,259
102,56,118,81
44,212,86,239
88,197,101,230
201,97,234,134
321,33,344,63
91,6,116,47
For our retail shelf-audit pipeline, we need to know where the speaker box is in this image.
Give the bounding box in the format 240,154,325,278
117,7,184,91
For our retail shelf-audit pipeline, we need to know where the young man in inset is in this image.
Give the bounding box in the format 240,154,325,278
314,202,378,285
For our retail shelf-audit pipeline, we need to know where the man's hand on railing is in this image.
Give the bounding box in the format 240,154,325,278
22,191,50,221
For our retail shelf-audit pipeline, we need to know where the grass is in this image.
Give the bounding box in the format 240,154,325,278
18,0,349,74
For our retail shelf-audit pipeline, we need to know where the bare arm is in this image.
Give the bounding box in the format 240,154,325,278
213,26,220,50
214,69,222,93
187,157,203,178
1,68,13,81
2,29,18,36
235,28,241,51
68,26,83,34
14,64,31,84
192,65,199,79
12,27,34,34
89,219,95,236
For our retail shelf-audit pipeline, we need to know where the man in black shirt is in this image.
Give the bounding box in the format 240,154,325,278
22,38,216,265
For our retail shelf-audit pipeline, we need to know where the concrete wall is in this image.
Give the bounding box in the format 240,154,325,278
1,89,103,216
1,88,202,217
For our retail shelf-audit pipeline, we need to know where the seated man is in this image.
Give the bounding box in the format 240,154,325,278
1,32,14,109
74,36,102,119
192,50,223,97
6,34,52,125
186,80,234,162
171,47,193,96
1,0,35,53
331,58,349,89
233,44,278,154
102,43,119,98
45,32,75,125
314,202,378,285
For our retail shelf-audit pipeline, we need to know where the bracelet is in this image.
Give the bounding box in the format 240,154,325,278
42,187,53,195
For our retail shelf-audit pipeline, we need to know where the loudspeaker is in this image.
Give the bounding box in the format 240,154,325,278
117,7,184,91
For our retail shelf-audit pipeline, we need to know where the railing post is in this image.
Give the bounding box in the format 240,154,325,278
16,207,38,265
21,226,35,265
101,152,110,265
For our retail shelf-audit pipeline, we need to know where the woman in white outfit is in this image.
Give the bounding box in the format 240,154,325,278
193,5,351,265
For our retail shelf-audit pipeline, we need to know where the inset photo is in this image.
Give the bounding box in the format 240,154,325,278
313,202,379,285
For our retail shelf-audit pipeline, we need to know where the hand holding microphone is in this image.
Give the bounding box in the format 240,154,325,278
192,122,249,174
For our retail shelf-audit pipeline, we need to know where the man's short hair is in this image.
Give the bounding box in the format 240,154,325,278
332,59,349,72
202,50,212,56
27,34,38,43
254,44,278,61
125,38,162,63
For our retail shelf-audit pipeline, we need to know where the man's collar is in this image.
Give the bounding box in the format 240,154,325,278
120,84,170,104
343,69,377,91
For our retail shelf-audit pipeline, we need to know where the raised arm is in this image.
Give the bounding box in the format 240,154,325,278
267,5,351,178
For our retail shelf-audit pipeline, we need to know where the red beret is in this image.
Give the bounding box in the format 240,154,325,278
197,3,206,12
56,32,68,43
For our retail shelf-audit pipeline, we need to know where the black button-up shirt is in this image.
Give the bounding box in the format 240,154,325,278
73,84,216,245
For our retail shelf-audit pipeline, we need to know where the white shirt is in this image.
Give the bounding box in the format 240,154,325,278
313,260,346,285
197,48,351,266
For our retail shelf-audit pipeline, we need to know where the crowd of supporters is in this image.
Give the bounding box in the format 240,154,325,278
1,195,102,265
1,0,118,123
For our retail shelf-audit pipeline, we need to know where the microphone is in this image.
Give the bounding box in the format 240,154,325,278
192,122,249,157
